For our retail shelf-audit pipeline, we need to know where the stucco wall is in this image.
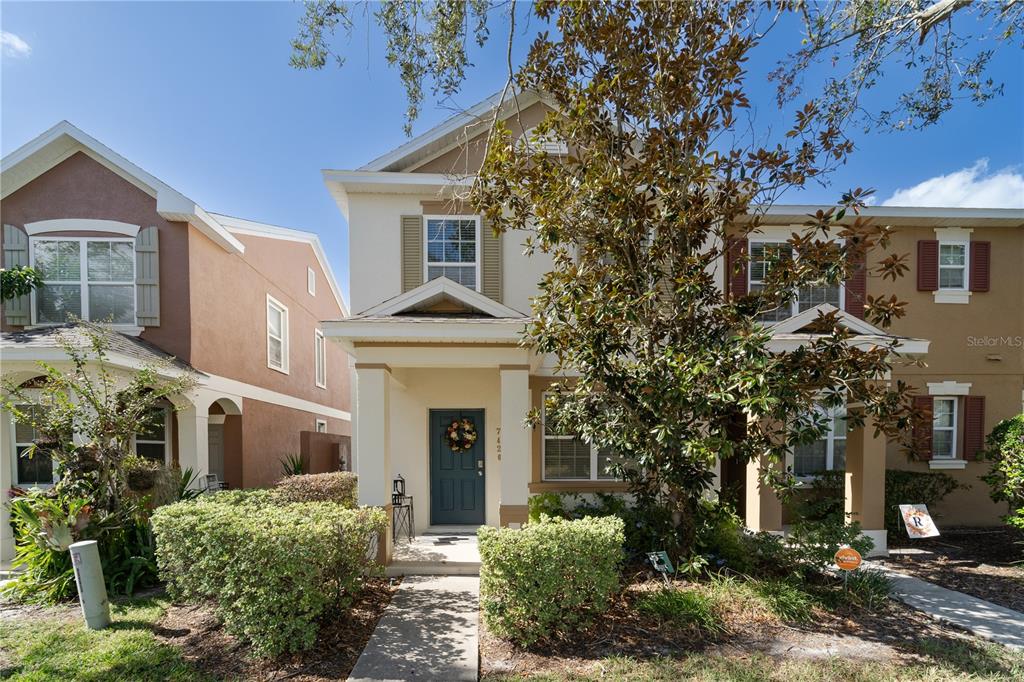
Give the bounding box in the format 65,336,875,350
241,398,350,488
0,152,192,360
186,229,350,410
387,368,502,532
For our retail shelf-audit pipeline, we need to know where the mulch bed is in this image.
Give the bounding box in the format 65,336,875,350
881,527,1024,612
479,574,998,679
153,577,399,681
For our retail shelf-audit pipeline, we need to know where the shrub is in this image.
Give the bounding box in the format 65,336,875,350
980,414,1024,530
696,500,752,573
885,469,962,537
636,586,724,634
478,516,624,646
527,492,568,522
787,517,873,573
272,471,358,507
151,492,385,658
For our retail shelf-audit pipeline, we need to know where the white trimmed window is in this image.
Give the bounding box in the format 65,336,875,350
13,405,55,486
793,407,848,477
314,329,327,388
749,239,842,323
425,216,479,290
541,396,619,481
266,295,289,373
134,407,170,464
307,267,316,296
31,237,136,324
932,397,958,459
938,242,969,290
315,419,328,433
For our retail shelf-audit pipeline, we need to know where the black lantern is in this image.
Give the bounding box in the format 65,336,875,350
392,474,405,505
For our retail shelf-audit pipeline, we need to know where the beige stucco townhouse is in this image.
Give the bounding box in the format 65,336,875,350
1,122,353,563
324,90,1023,565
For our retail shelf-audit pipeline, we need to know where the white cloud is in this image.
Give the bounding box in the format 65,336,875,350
881,159,1024,209
1,31,31,58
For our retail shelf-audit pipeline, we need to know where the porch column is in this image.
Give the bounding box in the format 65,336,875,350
499,366,531,527
845,416,888,556
354,364,393,564
744,454,784,533
1,407,15,562
176,404,209,487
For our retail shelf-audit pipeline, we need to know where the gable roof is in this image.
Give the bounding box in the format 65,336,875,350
767,304,929,356
358,90,549,173
358,277,526,319
1,121,246,254
210,213,349,316
768,304,886,336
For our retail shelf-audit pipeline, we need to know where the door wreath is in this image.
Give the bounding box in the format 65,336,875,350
446,418,478,452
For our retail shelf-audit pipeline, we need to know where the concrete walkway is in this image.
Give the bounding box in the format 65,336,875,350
348,575,480,681
875,564,1024,650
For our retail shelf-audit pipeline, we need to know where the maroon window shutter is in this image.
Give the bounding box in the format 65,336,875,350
844,252,867,319
727,238,748,298
962,395,986,460
912,395,934,459
917,240,938,291
970,241,990,292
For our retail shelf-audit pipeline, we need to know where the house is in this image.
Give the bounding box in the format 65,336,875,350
0,122,352,562
323,90,1023,563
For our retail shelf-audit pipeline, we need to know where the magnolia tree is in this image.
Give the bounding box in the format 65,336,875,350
2,322,196,512
291,0,1018,555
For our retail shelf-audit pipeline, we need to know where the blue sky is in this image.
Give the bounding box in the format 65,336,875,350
3,2,1022,303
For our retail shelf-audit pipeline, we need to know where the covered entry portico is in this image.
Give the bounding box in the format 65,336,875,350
324,278,533,563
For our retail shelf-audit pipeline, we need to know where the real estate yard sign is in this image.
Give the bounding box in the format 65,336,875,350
899,504,940,539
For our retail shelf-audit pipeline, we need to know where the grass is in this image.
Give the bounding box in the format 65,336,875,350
0,596,208,682
635,585,725,634
485,646,1024,681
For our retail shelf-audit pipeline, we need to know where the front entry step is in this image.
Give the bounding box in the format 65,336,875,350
386,532,481,577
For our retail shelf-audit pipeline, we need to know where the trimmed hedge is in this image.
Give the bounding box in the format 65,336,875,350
151,490,385,657
478,516,624,646
273,471,358,507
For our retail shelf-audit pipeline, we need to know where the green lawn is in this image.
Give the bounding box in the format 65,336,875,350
0,597,208,682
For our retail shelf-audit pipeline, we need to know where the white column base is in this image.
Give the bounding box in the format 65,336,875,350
861,529,888,557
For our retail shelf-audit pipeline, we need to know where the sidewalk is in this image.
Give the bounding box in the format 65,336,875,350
348,575,480,681
875,564,1024,650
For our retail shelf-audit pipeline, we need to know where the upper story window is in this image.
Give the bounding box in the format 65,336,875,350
13,405,55,487
31,238,136,325
932,397,958,459
314,329,327,388
793,407,848,477
541,395,620,481
307,267,316,296
425,216,479,290
749,239,842,323
267,294,289,373
938,242,969,290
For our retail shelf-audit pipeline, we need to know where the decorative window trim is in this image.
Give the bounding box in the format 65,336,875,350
10,400,57,488
927,381,972,396
423,214,481,292
934,227,973,302
307,267,316,296
25,219,140,237
931,396,958,461
540,392,619,482
132,406,171,466
29,236,137,327
266,294,290,374
314,329,327,389
748,235,845,321
315,418,328,433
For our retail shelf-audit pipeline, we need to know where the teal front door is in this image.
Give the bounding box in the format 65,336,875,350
429,409,485,525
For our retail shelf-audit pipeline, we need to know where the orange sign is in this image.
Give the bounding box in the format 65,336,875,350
834,546,862,571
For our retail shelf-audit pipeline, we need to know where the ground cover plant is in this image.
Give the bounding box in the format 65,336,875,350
150,487,385,658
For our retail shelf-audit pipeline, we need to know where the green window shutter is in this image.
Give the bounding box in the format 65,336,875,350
401,215,424,292
480,217,502,302
2,224,31,326
135,226,160,326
